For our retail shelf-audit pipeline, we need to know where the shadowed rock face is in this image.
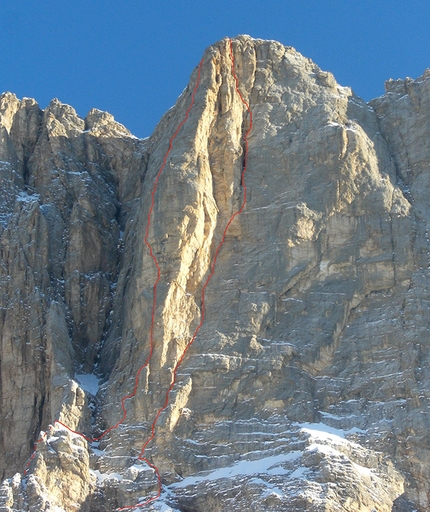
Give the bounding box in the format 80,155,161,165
0,94,146,497
0,35,429,511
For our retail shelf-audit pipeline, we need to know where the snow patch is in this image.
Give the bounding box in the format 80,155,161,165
299,421,348,438
91,469,123,483
299,421,366,439
74,373,100,395
249,477,285,498
288,466,308,479
17,191,40,203
170,452,301,489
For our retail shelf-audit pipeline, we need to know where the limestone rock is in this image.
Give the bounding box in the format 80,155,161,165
0,91,145,483
1,36,430,511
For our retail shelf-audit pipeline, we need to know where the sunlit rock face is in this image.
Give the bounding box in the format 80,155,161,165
1,36,430,511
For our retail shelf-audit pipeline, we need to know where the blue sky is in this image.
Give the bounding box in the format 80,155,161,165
1,1,429,138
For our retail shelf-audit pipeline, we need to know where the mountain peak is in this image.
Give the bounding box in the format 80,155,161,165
1,37,430,511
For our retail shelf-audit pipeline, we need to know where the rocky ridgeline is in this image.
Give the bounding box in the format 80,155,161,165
1,36,430,511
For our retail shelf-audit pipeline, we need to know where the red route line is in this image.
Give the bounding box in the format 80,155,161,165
24,432,47,474
23,57,204,474
117,37,253,511
24,37,253,512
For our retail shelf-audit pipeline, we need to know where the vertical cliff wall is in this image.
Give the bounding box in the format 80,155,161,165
1,36,430,511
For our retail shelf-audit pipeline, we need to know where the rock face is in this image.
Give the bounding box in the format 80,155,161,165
0,35,429,511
